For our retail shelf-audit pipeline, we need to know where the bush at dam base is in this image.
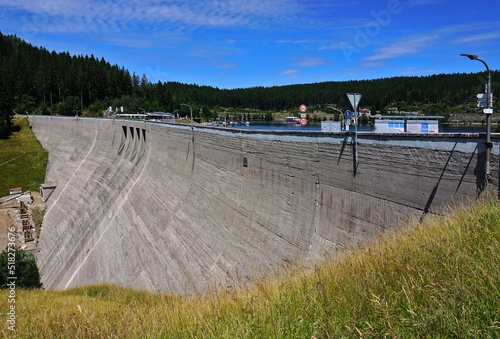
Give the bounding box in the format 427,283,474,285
0,247,41,289
0,195,499,338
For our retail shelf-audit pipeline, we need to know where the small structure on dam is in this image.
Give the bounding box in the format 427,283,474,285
28,116,499,293
40,181,57,202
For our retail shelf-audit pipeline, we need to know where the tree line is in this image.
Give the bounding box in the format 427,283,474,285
1,31,499,137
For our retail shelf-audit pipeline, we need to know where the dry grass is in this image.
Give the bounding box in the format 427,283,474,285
1,193,499,338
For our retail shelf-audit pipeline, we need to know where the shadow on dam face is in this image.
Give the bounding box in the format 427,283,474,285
28,116,499,293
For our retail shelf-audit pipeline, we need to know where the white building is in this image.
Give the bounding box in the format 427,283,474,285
406,120,439,134
373,120,405,133
321,121,341,132
372,116,442,134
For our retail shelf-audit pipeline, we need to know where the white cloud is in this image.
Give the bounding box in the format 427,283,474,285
2,0,299,36
364,23,500,62
364,35,436,61
276,69,301,78
276,39,316,44
320,38,364,52
360,61,388,69
455,31,500,45
213,62,239,69
294,57,329,67
404,0,442,6
398,66,442,75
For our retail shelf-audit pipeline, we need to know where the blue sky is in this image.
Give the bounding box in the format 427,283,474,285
1,0,500,89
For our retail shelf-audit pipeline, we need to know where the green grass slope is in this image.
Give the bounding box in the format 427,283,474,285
0,117,48,197
1,195,499,337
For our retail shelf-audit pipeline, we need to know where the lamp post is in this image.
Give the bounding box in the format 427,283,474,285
138,107,146,120
327,105,344,130
180,103,193,130
222,107,233,126
460,53,493,183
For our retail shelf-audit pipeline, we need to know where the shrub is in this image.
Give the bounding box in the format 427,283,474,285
0,247,42,289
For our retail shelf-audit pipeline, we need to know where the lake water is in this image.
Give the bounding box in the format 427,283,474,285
228,121,491,133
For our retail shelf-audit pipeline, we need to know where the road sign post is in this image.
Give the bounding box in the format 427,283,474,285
477,93,488,107
300,117,307,132
347,93,362,176
347,93,361,112
344,110,352,131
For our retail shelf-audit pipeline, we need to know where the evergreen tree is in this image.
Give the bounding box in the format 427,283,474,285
0,73,14,138
201,105,213,120
0,31,498,117
0,247,42,288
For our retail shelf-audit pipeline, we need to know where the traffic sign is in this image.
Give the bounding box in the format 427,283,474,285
300,118,308,126
301,113,307,118
299,105,307,113
477,93,488,107
344,110,352,119
347,93,361,169
347,93,362,111
477,93,493,108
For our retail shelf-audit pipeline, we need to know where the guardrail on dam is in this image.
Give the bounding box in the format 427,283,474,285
28,116,499,292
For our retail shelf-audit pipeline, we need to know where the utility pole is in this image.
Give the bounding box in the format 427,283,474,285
461,53,494,184
347,93,362,175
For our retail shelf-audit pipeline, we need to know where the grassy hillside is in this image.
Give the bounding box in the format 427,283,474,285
1,194,499,337
0,117,48,197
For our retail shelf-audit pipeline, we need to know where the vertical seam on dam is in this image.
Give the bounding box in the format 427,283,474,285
64,122,153,289
39,120,99,270
44,120,99,217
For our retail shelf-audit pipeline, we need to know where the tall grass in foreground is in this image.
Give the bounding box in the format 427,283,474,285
1,194,499,338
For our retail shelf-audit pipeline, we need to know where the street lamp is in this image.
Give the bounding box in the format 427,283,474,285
460,53,493,183
180,103,193,130
327,105,344,131
222,107,233,126
138,107,146,120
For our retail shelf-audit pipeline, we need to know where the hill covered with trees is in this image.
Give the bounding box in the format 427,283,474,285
1,31,499,136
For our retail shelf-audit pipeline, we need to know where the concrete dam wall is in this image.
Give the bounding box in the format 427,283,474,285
29,116,499,292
